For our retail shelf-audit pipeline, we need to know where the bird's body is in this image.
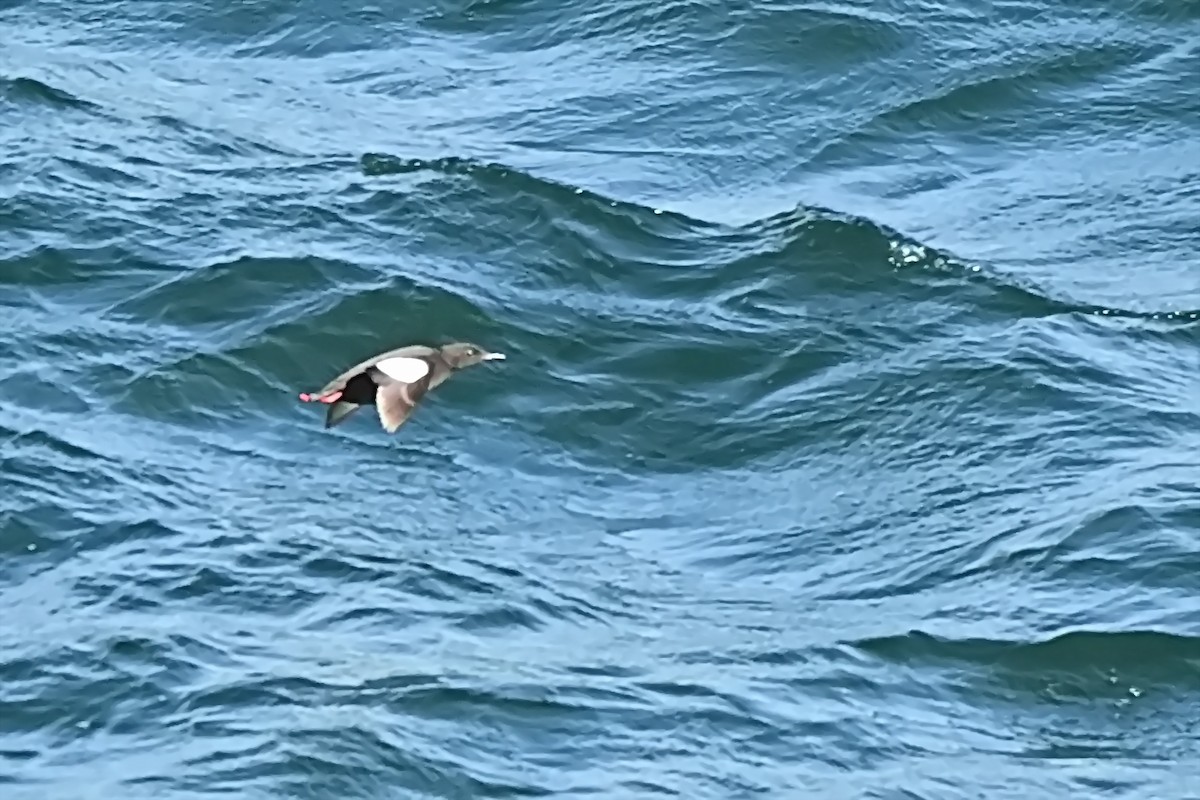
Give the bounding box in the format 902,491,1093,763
299,342,505,433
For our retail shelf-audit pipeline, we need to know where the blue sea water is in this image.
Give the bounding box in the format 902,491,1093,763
2,1,1199,798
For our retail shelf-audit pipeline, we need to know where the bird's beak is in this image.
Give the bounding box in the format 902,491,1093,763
483,352,506,361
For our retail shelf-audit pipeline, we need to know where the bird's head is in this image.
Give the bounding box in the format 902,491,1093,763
439,342,507,370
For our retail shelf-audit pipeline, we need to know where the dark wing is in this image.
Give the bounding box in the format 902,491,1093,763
373,377,431,433
307,344,439,398
324,400,362,429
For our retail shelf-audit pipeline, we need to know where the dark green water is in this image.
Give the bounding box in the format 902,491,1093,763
3,1,1200,797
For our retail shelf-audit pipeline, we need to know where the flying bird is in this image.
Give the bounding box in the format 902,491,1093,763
298,342,506,433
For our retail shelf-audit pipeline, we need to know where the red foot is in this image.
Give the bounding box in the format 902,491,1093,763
299,391,343,404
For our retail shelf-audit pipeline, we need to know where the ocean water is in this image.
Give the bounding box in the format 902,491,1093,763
2,0,1199,797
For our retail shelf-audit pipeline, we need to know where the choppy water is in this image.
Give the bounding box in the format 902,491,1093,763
3,1,1199,797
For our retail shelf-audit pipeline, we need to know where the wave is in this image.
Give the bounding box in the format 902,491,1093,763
341,151,1200,472
0,75,100,112
357,151,1200,323
6,144,1195,476
856,628,1200,689
4,4,1198,798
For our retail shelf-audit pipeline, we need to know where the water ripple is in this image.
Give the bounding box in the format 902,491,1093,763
3,0,1199,797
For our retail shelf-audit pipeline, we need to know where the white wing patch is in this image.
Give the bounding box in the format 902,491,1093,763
375,356,430,384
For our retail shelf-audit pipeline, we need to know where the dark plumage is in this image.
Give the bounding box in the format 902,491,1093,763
298,342,506,433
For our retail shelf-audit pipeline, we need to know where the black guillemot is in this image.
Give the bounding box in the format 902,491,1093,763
299,342,505,433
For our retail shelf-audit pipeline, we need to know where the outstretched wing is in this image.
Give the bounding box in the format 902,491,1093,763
374,383,414,433
324,400,362,429
370,354,437,434
374,381,429,433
